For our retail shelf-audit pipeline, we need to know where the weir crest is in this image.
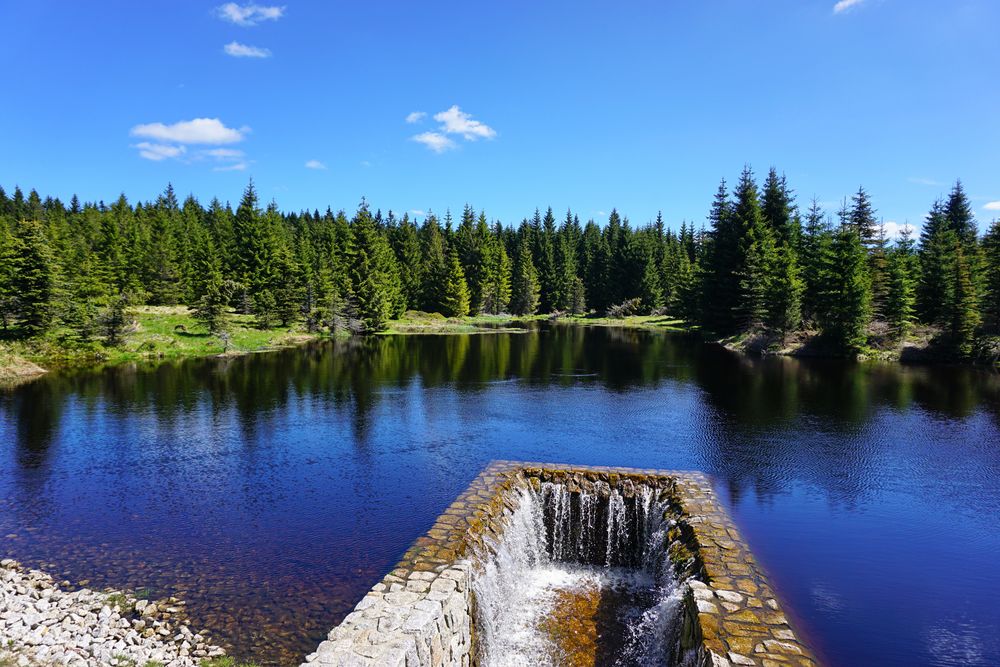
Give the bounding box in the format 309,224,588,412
301,462,819,666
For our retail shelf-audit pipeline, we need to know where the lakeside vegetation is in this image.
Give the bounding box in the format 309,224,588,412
1,168,999,376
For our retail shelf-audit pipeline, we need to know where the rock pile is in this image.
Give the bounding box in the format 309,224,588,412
0,559,226,667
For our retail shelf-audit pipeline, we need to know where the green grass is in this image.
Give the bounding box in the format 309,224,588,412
381,310,544,335
556,313,689,332
200,657,260,667
0,306,322,375
105,592,135,614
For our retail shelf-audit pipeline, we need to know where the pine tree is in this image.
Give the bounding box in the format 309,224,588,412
917,201,950,324
983,219,1000,333
510,234,540,316
350,200,401,331
849,186,879,251
0,222,17,330
821,226,871,352
419,215,449,313
701,178,739,334
885,226,917,339
731,167,775,330
637,239,664,313
946,242,980,357
481,225,512,315
13,219,55,335
441,248,471,317
799,199,833,325
764,242,803,337
761,168,799,246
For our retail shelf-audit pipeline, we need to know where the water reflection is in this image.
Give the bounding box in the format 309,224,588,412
1,325,999,666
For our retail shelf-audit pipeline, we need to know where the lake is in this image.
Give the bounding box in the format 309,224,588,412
1,324,998,666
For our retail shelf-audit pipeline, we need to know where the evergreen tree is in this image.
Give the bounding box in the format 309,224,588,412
946,242,980,357
799,199,833,324
761,168,799,246
848,186,879,251
917,201,950,324
350,200,402,331
441,248,471,317
700,179,739,334
510,234,540,316
731,167,775,330
764,242,803,337
885,226,917,339
983,219,1000,333
481,225,512,315
821,226,871,352
13,219,55,335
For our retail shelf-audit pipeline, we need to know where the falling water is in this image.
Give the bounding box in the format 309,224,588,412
472,481,686,666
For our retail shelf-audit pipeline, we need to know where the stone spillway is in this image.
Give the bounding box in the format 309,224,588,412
300,462,818,667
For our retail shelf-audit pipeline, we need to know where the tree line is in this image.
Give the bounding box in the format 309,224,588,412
1,168,998,358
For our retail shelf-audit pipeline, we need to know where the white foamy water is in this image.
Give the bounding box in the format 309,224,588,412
472,482,687,666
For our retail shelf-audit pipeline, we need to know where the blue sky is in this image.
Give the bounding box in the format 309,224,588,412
2,1,998,233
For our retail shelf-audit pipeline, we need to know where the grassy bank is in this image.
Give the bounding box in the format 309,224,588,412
0,306,321,377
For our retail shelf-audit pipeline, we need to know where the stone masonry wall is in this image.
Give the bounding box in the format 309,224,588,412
300,461,820,667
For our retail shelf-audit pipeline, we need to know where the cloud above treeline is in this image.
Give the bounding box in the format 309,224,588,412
216,2,285,26
305,159,327,170
984,201,1000,212
408,105,497,153
833,0,867,14
224,41,271,58
130,118,250,170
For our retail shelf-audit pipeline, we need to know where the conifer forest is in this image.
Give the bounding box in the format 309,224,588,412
1,166,998,360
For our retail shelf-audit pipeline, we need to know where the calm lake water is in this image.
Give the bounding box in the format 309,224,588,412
2,324,999,666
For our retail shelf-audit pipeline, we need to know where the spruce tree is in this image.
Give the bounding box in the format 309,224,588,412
701,179,739,334
821,226,871,352
350,200,401,331
764,242,803,338
441,248,471,317
800,199,834,324
917,201,951,324
983,219,1000,333
481,226,512,315
13,218,55,336
731,167,775,330
885,227,917,339
946,242,980,357
510,234,540,316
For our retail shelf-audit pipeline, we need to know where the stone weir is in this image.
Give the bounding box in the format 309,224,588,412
301,462,819,667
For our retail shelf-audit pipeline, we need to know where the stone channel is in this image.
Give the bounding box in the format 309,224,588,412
301,461,819,667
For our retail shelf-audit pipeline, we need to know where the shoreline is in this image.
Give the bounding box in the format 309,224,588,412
0,559,227,667
1,309,993,386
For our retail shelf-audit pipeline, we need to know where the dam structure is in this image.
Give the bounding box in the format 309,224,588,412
301,461,818,666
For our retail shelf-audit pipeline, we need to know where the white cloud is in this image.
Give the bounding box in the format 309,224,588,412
908,177,944,187
360,160,371,168
433,105,496,140
410,209,426,217
213,162,249,172
224,41,272,58
216,3,284,26
833,0,866,14
405,111,426,124
201,148,245,159
412,131,457,153
305,159,327,170
131,118,247,145
984,201,1000,211
882,220,914,239
133,143,186,161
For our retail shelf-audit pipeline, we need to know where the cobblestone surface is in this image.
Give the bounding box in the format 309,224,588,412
301,461,819,667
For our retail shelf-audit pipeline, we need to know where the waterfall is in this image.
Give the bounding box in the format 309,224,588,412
472,481,686,666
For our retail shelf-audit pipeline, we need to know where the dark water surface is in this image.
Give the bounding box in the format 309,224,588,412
2,325,999,666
